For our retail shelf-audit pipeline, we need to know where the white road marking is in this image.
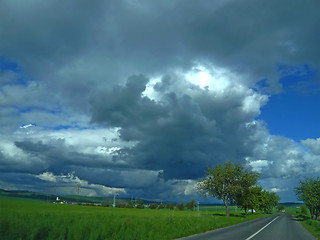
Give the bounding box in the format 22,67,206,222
245,216,280,240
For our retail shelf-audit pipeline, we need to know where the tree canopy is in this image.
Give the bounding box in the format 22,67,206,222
197,161,279,216
196,162,260,216
295,177,320,220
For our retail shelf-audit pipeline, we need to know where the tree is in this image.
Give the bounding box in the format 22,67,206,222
301,205,308,215
136,200,144,209
278,205,285,212
234,169,260,214
185,200,197,211
295,177,320,220
176,203,185,211
158,203,165,209
165,203,175,210
149,203,158,209
245,186,279,214
197,162,256,216
126,200,134,208
247,186,263,214
260,191,279,214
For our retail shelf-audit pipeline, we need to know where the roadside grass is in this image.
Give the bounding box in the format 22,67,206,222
0,196,268,240
285,205,320,239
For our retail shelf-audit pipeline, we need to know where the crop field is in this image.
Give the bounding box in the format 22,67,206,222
0,196,268,240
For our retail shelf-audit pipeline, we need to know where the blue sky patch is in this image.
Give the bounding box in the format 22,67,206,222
260,64,320,141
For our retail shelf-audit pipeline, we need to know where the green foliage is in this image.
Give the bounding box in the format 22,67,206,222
0,197,267,240
136,200,144,209
165,203,174,210
197,161,260,216
301,205,308,215
149,203,158,209
185,200,197,211
126,200,135,208
176,203,185,211
292,213,320,239
295,177,320,220
235,170,261,214
116,203,126,208
260,191,279,214
158,203,165,209
278,205,285,212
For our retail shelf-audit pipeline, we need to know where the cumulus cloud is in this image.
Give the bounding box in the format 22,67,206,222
90,72,269,180
301,138,320,155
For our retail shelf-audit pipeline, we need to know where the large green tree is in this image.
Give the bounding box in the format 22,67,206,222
235,170,261,214
197,162,259,216
295,177,320,220
246,186,279,214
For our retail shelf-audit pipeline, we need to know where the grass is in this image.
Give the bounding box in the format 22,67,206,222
0,196,269,240
284,204,320,239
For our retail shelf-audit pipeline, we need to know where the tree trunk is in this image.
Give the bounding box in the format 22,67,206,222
244,207,247,215
223,199,230,216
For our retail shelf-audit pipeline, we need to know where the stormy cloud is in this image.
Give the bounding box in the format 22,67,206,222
1,0,320,201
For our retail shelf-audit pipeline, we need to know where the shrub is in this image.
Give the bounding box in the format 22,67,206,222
301,205,308,215
278,205,285,212
176,203,185,211
116,203,126,208
185,200,197,211
149,203,158,209
136,200,144,209
158,203,165,209
126,201,134,208
165,203,174,210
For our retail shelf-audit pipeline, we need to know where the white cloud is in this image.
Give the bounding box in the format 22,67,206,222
301,138,320,155
248,159,271,173
20,124,35,129
35,172,126,196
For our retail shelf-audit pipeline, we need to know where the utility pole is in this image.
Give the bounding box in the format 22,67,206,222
113,192,118,208
77,183,81,204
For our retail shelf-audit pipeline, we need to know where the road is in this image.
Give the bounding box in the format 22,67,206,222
178,214,316,240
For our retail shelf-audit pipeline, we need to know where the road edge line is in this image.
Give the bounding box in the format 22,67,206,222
245,215,280,240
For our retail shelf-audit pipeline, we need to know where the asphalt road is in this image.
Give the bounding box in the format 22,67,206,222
178,214,316,240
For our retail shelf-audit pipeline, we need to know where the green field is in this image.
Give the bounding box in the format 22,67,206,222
0,196,269,240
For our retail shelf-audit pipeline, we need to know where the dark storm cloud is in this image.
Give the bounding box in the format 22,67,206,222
12,138,126,174
90,74,268,179
1,0,319,93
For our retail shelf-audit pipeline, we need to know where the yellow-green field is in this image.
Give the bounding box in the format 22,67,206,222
0,196,269,240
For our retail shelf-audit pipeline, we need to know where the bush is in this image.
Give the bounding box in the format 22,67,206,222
158,203,165,209
126,201,134,208
176,203,185,211
136,200,144,209
116,203,126,208
278,205,285,212
301,205,308,215
165,203,174,210
149,203,158,209
185,200,197,211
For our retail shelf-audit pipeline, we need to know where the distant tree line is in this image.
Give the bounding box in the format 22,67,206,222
295,177,320,220
116,199,198,211
197,161,280,216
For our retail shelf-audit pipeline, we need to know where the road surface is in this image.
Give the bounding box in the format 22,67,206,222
178,214,316,240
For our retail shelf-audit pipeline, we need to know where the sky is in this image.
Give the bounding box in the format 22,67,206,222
0,0,320,203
